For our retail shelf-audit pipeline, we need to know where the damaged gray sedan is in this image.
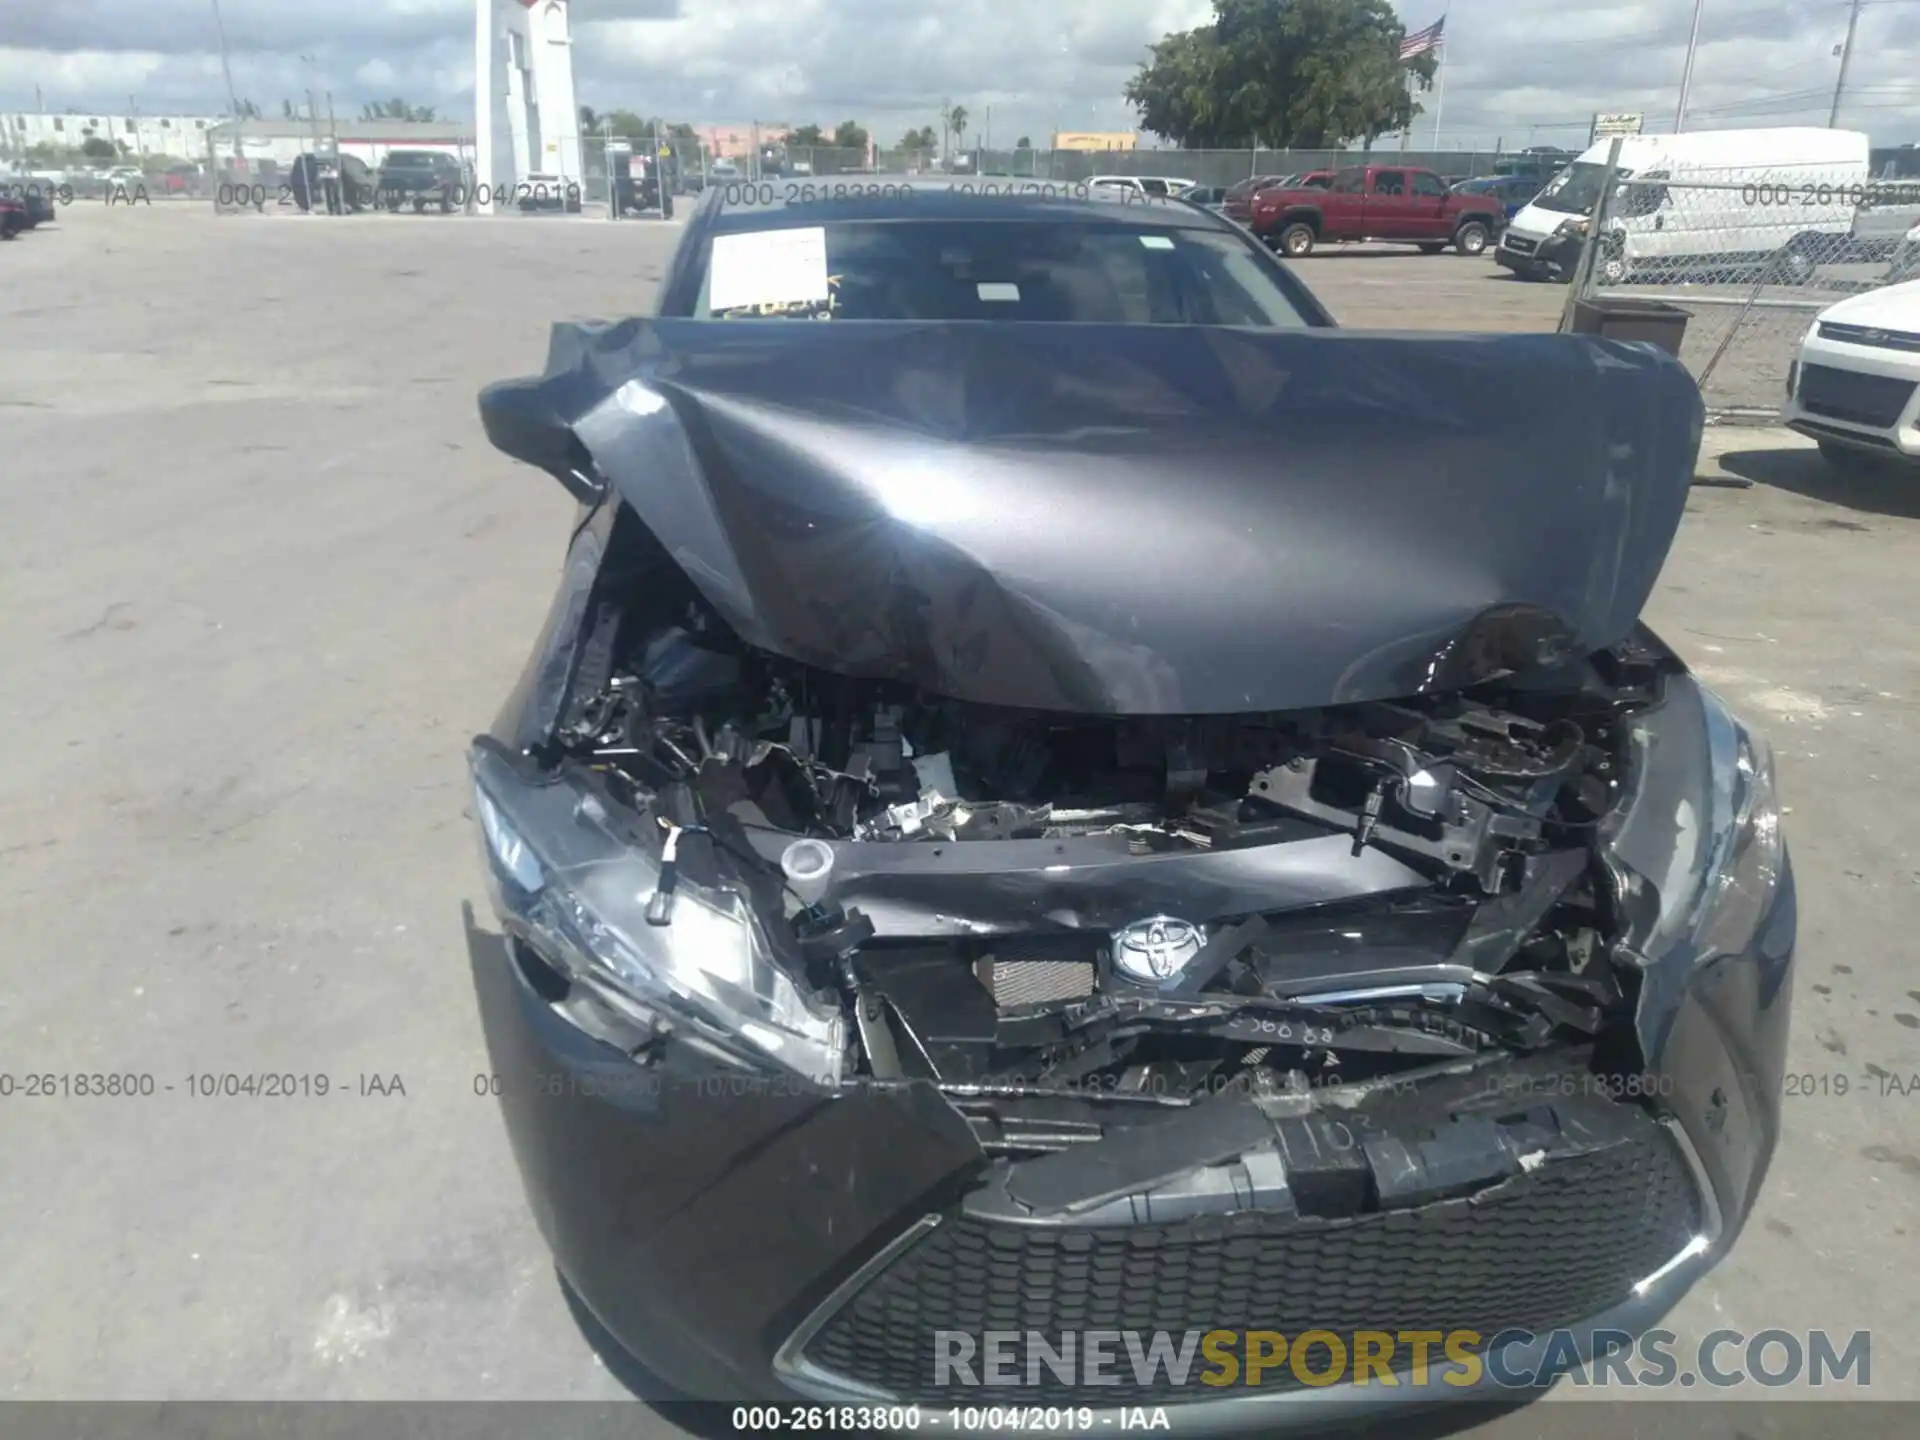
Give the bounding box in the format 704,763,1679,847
462,182,1794,1427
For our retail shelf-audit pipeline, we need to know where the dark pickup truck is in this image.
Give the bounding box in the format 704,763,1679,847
1250,164,1505,258
376,150,463,212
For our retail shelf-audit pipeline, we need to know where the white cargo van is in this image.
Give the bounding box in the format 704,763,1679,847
1496,127,1870,285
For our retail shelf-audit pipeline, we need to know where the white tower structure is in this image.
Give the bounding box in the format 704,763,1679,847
474,0,582,209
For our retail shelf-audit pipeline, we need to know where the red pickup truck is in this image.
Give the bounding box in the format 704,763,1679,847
1249,164,1504,259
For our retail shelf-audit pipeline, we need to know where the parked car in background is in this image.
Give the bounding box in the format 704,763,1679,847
102,165,146,190
709,160,742,181
516,171,585,213
287,153,377,213
1086,174,1195,199
1251,164,1505,257
1181,185,1230,210
1783,276,1920,471
161,162,201,194
1453,174,1545,221
1222,174,1298,224
0,174,56,228
377,150,463,212
0,192,26,239
1850,183,1920,282
612,152,674,220
1498,127,1870,286
16,185,55,228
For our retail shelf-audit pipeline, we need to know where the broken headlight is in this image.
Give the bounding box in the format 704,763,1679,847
470,747,845,1085
1605,675,1786,968
1688,702,1784,963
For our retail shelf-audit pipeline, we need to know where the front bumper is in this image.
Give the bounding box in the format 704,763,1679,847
1495,228,1578,279
1783,330,1920,459
463,843,1794,1430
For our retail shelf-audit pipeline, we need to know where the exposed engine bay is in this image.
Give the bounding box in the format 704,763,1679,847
542,585,1670,1140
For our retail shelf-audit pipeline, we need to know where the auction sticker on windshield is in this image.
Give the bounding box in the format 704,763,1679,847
709,226,830,313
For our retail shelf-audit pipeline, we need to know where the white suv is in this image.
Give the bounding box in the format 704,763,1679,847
1783,277,1920,470
1086,175,1195,199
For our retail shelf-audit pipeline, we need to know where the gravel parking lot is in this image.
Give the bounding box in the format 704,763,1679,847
4,205,1918,1432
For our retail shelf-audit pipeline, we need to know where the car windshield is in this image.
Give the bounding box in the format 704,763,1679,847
1533,160,1635,215
690,218,1316,327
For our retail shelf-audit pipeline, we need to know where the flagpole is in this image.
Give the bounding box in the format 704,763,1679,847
1430,34,1448,148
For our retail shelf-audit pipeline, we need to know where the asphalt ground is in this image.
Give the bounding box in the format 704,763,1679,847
2,203,1917,1433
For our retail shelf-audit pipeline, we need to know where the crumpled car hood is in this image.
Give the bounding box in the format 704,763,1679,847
481,318,1703,715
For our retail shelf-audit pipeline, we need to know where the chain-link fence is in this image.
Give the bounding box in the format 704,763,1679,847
1561,157,1920,417
729,144,1527,184
797,145,1517,185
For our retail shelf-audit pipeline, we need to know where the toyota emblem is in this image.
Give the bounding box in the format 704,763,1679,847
1111,915,1205,985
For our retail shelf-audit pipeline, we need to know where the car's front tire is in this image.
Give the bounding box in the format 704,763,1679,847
1277,222,1316,258
1454,221,1491,257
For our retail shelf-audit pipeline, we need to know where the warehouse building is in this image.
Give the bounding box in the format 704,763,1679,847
205,118,473,170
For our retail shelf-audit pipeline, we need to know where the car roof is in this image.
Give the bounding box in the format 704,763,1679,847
703,175,1232,233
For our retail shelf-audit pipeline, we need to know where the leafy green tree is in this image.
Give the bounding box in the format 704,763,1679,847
895,126,938,151
81,136,117,159
789,124,827,146
233,98,262,120
946,104,969,145
831,121,869,151
1015,135,1032,149
594,110,649,140
1126,0,1435,149
579,105,600,134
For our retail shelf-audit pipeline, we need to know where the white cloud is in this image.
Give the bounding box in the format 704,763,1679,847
0,0,1915,148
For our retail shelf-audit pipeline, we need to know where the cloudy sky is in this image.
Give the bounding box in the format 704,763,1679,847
2,0,1918,150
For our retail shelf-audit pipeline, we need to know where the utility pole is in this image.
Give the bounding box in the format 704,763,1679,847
209,0,241,120
1674,0,1706,133
1829,0,1864,128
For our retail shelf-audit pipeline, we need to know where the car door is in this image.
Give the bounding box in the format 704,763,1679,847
1409,170,1452,236
1320,167,1368,238
1363,168,1413,239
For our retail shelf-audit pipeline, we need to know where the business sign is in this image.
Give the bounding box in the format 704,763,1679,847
1053,131,1139,152
1591,113,1645,141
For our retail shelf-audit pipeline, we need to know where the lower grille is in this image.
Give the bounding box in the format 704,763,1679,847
1798,363,1917,429
801,1127,1698,1403
1503,234,1539,255
979,934,1100,1007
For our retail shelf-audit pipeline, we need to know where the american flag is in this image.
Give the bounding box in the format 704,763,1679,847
1400,16,1446,60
